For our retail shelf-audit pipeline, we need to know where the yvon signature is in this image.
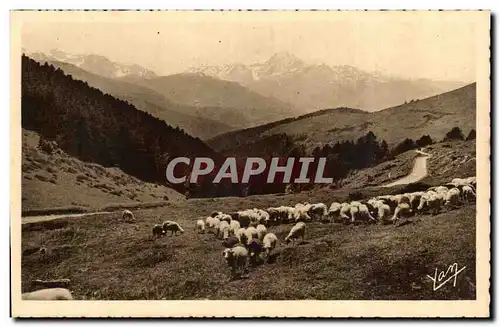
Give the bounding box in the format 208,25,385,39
426,263,466,291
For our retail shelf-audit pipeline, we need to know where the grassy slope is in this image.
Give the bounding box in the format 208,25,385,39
208,83,476,152
22,129,185,213
21,194,475,300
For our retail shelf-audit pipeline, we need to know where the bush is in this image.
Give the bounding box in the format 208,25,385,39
466,129,476,141
392,138,416,156
416,135,433,147
443,127,464,141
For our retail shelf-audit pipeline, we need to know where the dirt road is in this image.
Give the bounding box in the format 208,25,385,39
383,150,431,187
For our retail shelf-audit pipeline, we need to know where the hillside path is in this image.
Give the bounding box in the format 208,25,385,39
21,211,113,225
383,149,431,187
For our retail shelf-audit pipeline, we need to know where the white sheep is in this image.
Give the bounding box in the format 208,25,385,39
22,288,73,300
235,228,247,244
216,213,232,224
445,188,461,208
377,204,392,222
152,224,165,238
229,220,241,236
163,221,185,236
461,185,476,203
244,226,259,245
234,228,248,244
391,202,411,222
285,222,306,245
256,224,267,241
328,202,342,221
262,232,278,262
349,205,360,223
122,209,135,222
222,245,249,278
194,219,206,234
217,220,231,240
339,203,352,222
358,204,377,222
309,203,328,221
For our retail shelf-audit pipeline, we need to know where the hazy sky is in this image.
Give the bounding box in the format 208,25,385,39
21,11,481,82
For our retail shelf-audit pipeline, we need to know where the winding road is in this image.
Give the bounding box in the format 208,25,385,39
383,150,431,187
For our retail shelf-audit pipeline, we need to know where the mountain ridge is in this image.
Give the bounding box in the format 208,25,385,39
187,52,468,113
208,82,476,153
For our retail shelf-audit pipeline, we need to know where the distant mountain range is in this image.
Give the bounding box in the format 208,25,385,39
187,52,468,113
24,49,471,142
24,49,157,79
25,50,300,138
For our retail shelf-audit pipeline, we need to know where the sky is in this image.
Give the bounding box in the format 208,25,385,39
21,11,483,82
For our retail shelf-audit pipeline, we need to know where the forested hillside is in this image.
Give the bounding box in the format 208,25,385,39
21,55,238,198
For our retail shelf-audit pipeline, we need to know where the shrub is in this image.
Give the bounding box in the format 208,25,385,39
466,129,476,141
416,135,433,147
443,127,464,141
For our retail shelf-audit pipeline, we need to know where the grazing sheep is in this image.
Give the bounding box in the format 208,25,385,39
358,204,377,222
217,220,231,240
244,227,259,246
349,205,360,223
462,185,476,203
229,220,241,236
309,203,328,221
206,217,221,234
236,211,252,228
266,207,280,225
262,233,278,262
285,222,306,245
445,188,461,208
152,224,165,238
328,202,342,222
256,224,267,241
217,213,232,224
339,203,352,222
211,211,222,218
122,210,135,222
427,195,443,215
222,236,239,248
195,219,206,234
163,221,185,236
235,228,247,244
22,288,73,300
222,246,249,278
409,192,425,213
248,238,263,266
293,203,312,222
391,203,411,222
377,204,392,222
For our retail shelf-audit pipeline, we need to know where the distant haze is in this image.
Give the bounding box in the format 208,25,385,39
21,11,479,83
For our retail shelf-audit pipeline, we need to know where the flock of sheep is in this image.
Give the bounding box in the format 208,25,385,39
153,175,477,280
22,176,476,299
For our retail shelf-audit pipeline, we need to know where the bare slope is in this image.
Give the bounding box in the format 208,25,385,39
209,83,476,152
22,129,185,213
